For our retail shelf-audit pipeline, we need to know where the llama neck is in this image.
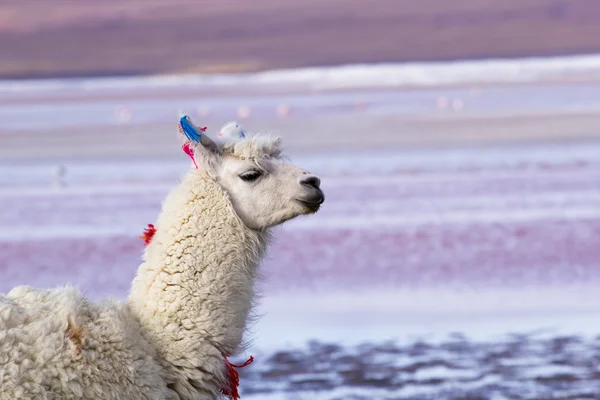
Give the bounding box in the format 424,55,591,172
127,170,267,393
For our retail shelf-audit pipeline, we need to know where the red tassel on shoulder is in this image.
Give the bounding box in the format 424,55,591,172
221,354,254,399
139,224,156,246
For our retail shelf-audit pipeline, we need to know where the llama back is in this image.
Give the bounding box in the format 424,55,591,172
0,286,173,400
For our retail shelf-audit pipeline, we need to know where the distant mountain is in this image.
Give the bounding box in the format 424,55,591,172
1,0,599,79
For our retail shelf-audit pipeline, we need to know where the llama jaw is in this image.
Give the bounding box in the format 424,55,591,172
295,192,324,212
298,202,321,213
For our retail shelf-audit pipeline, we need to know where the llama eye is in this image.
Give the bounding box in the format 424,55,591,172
239,170,262,182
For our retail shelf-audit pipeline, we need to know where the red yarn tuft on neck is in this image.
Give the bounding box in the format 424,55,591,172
221,354,254,399
139,224,156,246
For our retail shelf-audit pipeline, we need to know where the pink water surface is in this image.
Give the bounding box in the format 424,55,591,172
2,141,600,299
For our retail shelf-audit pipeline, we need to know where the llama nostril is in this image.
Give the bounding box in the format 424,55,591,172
300,176,321,189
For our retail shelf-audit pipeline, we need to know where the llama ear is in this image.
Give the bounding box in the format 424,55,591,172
177,115,220,169
216,121,246,142
197,133,219,154
178,115,218,154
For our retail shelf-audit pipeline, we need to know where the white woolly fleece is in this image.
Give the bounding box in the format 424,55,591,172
0,286,172,399
0,168,267,400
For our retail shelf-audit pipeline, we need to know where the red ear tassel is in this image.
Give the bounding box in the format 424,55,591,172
139,224,156,246
182,142,199,169
221,355,254,399
177,119,206,169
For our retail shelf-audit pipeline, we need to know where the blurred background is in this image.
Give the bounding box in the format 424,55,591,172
2,1,600,398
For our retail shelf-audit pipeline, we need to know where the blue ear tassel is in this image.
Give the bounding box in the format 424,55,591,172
179,115,202,143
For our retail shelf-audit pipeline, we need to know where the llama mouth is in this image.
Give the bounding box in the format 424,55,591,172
295,195,324,211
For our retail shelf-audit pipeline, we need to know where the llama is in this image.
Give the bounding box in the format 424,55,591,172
0,117,324,400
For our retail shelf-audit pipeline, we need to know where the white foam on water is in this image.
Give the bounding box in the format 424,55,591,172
251,287,600,351
520,364,586,379
413,365,481,381
1,53,600,95
242,388,397,399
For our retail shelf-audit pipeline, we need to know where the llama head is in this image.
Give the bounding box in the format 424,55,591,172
181,116,324,230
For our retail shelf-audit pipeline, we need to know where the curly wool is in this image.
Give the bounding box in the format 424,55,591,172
0,169,267,400
129,170,267,398
0,286,171,400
